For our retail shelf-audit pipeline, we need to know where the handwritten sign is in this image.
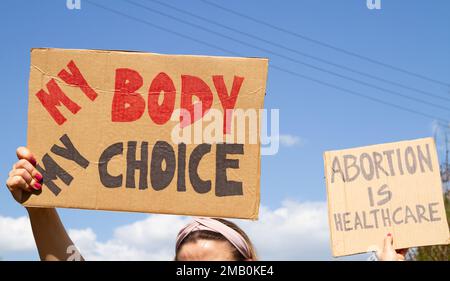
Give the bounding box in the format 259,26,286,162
25,48,268,219
324,138,450,256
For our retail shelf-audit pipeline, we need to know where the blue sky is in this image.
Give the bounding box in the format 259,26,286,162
0,0,449,260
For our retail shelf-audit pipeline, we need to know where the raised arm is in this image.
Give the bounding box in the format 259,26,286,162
5,147,84,261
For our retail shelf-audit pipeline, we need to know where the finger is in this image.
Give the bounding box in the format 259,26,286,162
396,254,405,261
6,175,34,193
11,168,33,184
397,248,408,256
16,147,37,166
10,169,42,191
14,159,43,182
383,233,394,253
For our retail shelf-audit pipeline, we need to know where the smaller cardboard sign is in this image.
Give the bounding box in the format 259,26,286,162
324,137,450,257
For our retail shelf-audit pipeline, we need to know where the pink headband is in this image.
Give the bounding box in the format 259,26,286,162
176,217,252,259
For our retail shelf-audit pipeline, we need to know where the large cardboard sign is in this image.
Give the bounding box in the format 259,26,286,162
25,48,268,219
324,138,450,256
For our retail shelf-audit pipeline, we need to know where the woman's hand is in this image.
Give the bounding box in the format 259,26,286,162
5,147,43,204
376,233,408,261
5,147,83,260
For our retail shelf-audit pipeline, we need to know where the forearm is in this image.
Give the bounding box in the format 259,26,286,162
26,207,84,261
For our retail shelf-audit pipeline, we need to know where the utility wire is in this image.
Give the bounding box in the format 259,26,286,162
83,0,449,126
124,0,450,112
200,0,450,88
149,0,450,103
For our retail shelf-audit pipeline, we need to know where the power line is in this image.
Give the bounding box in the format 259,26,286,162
200,0,450,88
83,0,449,126
270,65,449,125
149,0,450,103
124,0,450,112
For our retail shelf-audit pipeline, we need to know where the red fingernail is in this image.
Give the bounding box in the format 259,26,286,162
30,157,37,166
33,182,42,190
35,174,43,182
387,233,392,237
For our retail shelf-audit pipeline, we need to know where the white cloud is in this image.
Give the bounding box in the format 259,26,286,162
1,200,363,260
68,200,332,261
69,215,192,261
0,215,35,252
238,200,330,260
277,134,305,147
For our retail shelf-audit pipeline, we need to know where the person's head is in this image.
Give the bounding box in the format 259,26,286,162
175,217,257,261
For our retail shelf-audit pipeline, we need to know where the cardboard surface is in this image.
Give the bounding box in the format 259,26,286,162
25,48,268,219
324,138,450,256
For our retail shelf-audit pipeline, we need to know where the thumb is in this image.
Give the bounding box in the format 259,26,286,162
383,233,394,252
16,146,37,166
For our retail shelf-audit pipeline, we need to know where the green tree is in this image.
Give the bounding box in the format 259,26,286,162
414,192,450,261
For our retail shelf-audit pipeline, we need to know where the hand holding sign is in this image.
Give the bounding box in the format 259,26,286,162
6,147,43,203
376,234,407,261
324,138,450,257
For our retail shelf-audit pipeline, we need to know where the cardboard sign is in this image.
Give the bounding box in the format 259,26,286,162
324,138,450,257
25,48,268,219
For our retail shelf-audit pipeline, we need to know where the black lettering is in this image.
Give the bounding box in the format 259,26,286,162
429,202,441,222
177,143,186,192
404,146,417,174
189,144,211,194
51,134,89,168
416,204,429,223
381,208,391,227
377,184,392,206
373,151,389,179
369,209,380,228
392,207,404,224
126,141,148,189
343,212,352,231
344,154,360,182
396,148,404,175
331,157,344,183
216,143,244,197
35,154,73,196
334,213,343,231
354,212,363,230
404,205,418,224
360,153,374,181
417,144,433,173
150,141,176,191
383,149,396,176
98,142,123,188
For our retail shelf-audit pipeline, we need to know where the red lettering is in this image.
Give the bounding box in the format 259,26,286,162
148,72,176,125
180,75,213,127
213,75,244,134
58,60,98,101
112,68,145,122
36,79,81,125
